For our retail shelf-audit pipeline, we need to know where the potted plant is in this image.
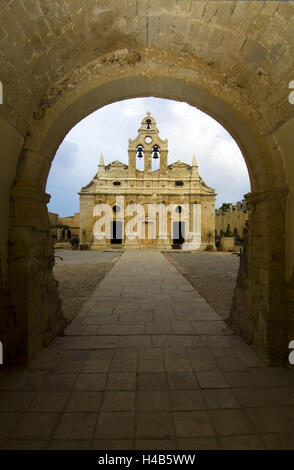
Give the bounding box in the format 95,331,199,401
70,236,79,250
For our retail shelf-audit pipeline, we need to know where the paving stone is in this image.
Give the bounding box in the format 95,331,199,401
177,437,220,450
196,372,229,389
139,348,163,360
245,407,294,433
110,359,137,372
0,391,36,411
138,373,169,390
75,374,107,391
93,440,134,450
118,336,152,348
62,336,118,349
3,440,48,450
212,347,239,359
170,390,205,410
42,374,77,392
266,387,294,406
233,387,275,407
48,440,92,450
12,413,59,440
190,358,219,372
171,321,193,333
30,392,69,412
192,321,233,335
95,412,135,439
164,348,189,359
54,413,97,440
66,392,103,412
113,348,138,359
135,439,177,450
88,350,113,360
0,413,21,439
208,409,254,435
260,433,294,450
137,391,171,411
62,350,90,361
168,371,199,390
188,347,213,358
218,435,265,450
174,411,215,437
106,373,137,390
165,358,193,371
83,326,99,335
101,391,136,411
136,412,175,439
54,360,85,374
138,359,165,372
224,371,259,388
216,357,247,371
249,367,294,387
146,322,173,334
82,359,110,373
202,389,240,409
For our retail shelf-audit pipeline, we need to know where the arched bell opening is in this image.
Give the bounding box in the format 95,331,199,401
152,145,160,172
136,145,144,171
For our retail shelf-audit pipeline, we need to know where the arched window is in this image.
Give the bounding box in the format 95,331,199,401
146,118,152,130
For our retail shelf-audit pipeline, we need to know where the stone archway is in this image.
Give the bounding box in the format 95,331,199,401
0,1,293,368
6,52,290,366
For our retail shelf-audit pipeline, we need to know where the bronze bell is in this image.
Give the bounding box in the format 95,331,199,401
153,145,159,159
137,146,144,158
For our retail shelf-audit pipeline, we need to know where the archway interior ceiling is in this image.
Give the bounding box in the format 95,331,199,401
21,74,261,196
0,0,294,138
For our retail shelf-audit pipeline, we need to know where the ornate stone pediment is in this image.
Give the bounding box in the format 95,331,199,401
168,160,191,170
106,160,128,170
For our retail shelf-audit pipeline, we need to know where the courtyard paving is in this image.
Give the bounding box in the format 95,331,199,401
164,252,240,320
0,251,294,450
53,250,121,324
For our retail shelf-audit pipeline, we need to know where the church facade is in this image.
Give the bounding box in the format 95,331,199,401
79,113,216,250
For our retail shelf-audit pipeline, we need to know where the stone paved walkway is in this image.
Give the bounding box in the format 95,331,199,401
0,251,294,450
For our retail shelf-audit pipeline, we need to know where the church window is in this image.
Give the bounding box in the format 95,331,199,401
113,205,121,213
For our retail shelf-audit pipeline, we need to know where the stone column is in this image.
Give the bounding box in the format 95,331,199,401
230,189,288,365
144,149,152,174
128,149,136,177
160,150,168,177
8,186,65,365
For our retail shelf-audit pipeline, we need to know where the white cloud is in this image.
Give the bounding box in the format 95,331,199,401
46,97,250,216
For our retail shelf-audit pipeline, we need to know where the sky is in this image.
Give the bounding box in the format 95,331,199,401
46,97,251,217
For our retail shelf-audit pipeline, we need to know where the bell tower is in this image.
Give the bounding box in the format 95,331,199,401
128,112,168,177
